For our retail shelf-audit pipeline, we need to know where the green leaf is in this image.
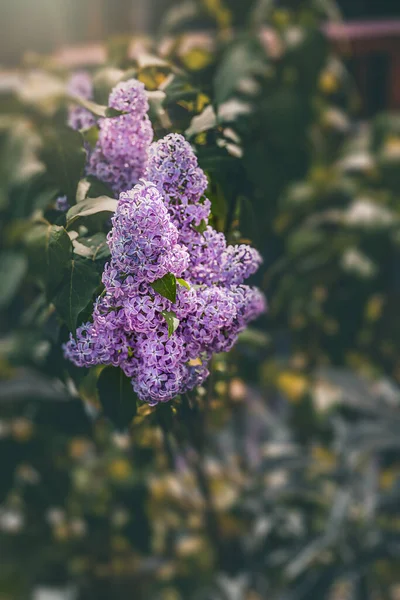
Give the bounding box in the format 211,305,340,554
77,232,110,261
66,196,118,226
81,125,99,149
147,90,171,129
24,223,72,299
52,258,100,334
192,219,207,234
210,185,228,225
46,225,73,298
161,310,180,337
97,366,137,430
136,52,170,69
177,278,190,290
150,273,177,303
92,67,125,105
33,186,60,212
105,107,125,117
69,96,125,119
0,251,27,309
214,39,266,105
40,126,86,205
186,105,217,138
76,177,114,201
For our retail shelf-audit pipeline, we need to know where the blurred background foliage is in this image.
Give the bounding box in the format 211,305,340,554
1,0,400,598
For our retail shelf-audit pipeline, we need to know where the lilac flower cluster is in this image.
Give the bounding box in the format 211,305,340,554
67,75,153,197
87,80,153,196
146,134,263,286
67,71,96,131
107,181,189,282
64,133,266,405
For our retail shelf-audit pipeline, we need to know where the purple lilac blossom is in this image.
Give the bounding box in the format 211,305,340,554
67,71,96,131
145,133,210,247
64,133,266,405
107,181,188,282
55,195,69,212
146,134,262,284
87,79,153,196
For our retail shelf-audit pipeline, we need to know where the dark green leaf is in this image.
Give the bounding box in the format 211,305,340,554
97,366,137,430
105,107,125,117
69,96,125,119
92,67,125,104
81,125,99,149
0,369,72,403
46,225,73,298
214,40,266,105
147,90,171,129
76,177,114,201
24,223,73,298
150,272,177,303
0,251,27,309
77,97,105,117
161,310,180,337
210,185,228,224
53,258,100,334
40,126,86,205
85,176,114,199
66,196,117,225
192,219,207,234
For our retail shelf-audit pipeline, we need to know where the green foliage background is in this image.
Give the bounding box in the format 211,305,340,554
0,1,400,598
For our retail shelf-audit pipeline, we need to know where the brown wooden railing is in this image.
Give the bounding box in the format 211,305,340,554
326,19,400,111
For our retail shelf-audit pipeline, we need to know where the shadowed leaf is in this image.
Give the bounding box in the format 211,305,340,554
52,258,100,334
150,272,177,303
97,366,138,430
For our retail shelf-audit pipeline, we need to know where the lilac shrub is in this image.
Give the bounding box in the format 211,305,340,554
64,129,266,405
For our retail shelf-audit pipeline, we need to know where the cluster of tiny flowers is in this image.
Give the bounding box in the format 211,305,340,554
145,134,263,286
87,80,154,196
55,195,69,212
145,133,210,246
67,71,96,131
64,134,266,405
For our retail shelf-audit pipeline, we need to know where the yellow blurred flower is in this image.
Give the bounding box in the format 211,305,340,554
11,418,33,442
195,132,207,146
380,468,400,491
319,71,339,94
69,437,92,459
108,458,132,481
54,523,69,541
365,295,384,322
385,135,400,153
138,69,168,91
276,371,308,402
181,49,213,71
273,9,291,27
176,535,204,557
312,446,336,468
202,0,232,29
